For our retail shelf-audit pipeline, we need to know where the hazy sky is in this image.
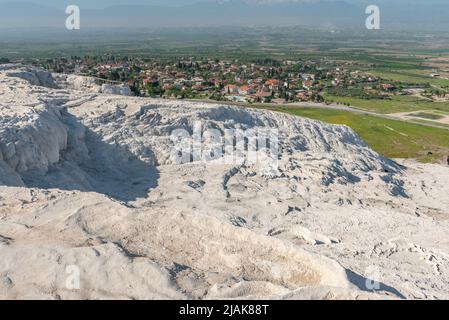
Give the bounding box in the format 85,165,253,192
1,0,448,8
0,0,202,7
0,0,447,31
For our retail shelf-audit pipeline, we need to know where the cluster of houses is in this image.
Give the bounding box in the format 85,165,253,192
40,56,404,103
89,59,401,103
130,58,326,102
222,76,318,103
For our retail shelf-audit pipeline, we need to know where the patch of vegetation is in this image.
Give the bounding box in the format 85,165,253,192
326,86,386,100
355,55,426,71
412,112,444,120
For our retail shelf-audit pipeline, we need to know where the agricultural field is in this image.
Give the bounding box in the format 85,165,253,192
371,70,449,88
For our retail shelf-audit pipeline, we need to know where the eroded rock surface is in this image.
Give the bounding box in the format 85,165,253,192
1,66,449,300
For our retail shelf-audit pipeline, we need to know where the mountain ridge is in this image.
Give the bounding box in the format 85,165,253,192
0,0,448,30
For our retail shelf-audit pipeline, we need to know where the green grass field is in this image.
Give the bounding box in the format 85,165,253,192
323,94,449,114
371,70,449,88
256,106,449,163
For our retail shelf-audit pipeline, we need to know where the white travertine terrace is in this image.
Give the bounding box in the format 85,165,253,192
1,66,448,300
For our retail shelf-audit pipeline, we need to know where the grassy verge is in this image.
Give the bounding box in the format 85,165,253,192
406,118,449,129
323,94,449,114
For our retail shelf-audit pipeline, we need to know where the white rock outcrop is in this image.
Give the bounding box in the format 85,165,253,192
1,66,449,300
56,74,132,96
58,74,101,93
1,64,57,88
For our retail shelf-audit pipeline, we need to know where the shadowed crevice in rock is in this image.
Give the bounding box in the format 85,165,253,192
345,270,406,299
2,110,159,203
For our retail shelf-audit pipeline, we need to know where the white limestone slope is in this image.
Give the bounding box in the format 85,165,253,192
55,73,133,96
1,66,449,300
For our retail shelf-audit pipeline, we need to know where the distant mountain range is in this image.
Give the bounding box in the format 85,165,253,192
0,0,448,31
